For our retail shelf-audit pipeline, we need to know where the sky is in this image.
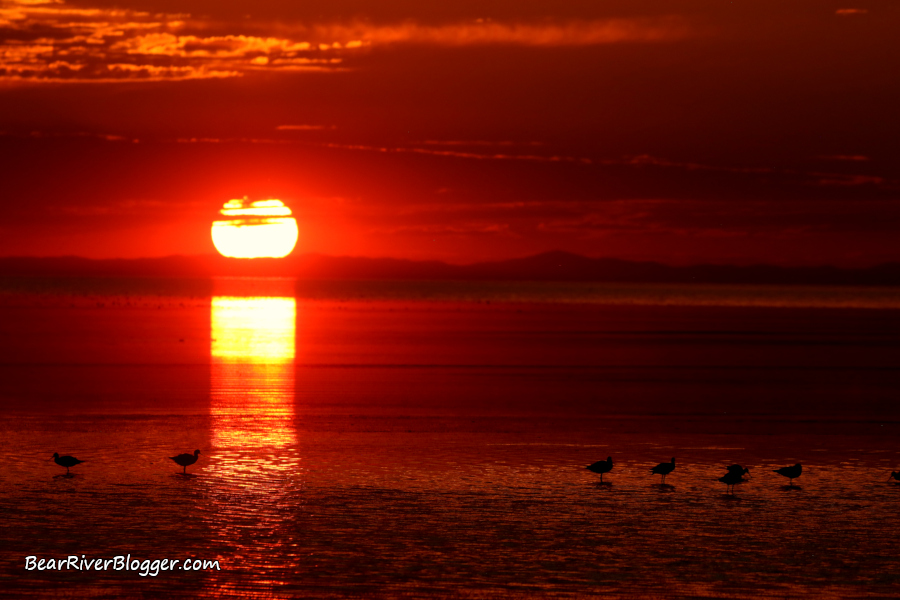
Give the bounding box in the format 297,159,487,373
0,0,898,266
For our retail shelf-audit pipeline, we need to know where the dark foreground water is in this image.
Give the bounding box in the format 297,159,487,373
1,278,899,598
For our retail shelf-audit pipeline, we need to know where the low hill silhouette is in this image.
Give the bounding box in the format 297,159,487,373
0,251,898,286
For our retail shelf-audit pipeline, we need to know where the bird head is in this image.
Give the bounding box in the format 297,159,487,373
194,449,201,456
890,471,898,481
671,457,676,464
52,452,59,460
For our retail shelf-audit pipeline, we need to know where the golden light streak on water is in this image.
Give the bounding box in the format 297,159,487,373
210,296,297,449
211,296,296,363
209,296,302,584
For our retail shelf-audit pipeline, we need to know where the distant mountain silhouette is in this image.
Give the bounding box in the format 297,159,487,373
0,251,899,286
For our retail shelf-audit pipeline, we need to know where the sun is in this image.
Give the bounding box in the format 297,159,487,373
211,197,299,259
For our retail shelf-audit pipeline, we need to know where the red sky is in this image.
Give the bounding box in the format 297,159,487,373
0,0,898,266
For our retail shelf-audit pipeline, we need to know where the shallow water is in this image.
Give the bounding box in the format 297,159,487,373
1,278,899,598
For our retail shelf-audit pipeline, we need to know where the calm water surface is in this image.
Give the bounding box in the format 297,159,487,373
1,278,899,598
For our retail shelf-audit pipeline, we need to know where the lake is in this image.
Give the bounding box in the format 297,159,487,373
1,277,899,598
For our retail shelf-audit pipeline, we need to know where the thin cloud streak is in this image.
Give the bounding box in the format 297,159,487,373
277,124,336,131
370,222,514,237
319,141,593,165
533,199,900,239
417,140,543,147
303,17,693,47
318,142,894,190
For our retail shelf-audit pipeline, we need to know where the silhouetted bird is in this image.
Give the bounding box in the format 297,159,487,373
650,457,676,483
726,464,751,478
169,449,201,474
888,471,900,482
718,470,746,494
773,463,802,485
52,453,84,474
586,456,613,482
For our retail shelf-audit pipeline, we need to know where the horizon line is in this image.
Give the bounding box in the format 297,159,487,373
0,250,898,272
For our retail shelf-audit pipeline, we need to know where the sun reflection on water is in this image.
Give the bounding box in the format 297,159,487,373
211,296,296,362
209,296,303,583
210,296,296,450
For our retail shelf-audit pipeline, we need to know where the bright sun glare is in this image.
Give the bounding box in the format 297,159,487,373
211,296,296,363
211,197,299,258
210,296,296,451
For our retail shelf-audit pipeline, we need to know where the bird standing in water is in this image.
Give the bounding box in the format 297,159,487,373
52,453,84,475
718,470,746,494
586,456,613,482
169,449,201,474
650,457,676,483
726,464,751,478
773,463,802,486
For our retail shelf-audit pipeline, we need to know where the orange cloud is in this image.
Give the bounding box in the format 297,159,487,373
835,9,869,16
304,17,692,47
111,33,313,58
0,0,693,82
0,0,350,81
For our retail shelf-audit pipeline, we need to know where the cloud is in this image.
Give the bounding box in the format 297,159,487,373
174,136,293,144
616,154,892,188
0,0,351,81
0,0,693,82
819,154,869,161
813,173,884,186
277,124,336,131
110,32,313,59
534,199,900,239
314,143,894,191
417,140,542,147
0,129,138,141
302,17,692,47
57,198,167,217
371,222,513,237
835,9,869,16
319,141,594,165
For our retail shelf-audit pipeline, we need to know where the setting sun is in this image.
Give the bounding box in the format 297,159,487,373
211,197,299,259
